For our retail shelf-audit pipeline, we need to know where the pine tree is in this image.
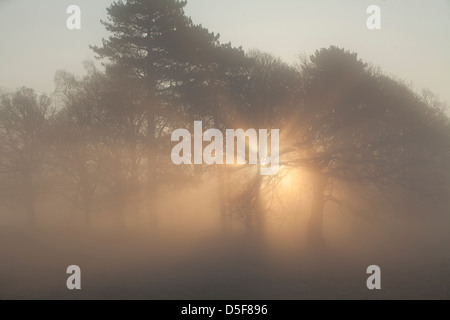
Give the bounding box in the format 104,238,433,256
91,0,242,226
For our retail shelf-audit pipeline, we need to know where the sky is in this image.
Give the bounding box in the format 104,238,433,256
0,0,449,104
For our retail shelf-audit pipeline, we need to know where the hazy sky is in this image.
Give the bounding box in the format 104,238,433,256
1,0,449,104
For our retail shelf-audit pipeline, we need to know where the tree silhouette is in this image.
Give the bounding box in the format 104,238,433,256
283,46,450,249
0,88,52,226
220,50,299,236
91,0,242,227
1,3,448,257
52,64,110,226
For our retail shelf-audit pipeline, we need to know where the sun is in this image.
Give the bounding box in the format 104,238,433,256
268,166,306,199
278,167,296,190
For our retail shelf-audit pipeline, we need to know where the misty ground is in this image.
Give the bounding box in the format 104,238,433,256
1,215,450,300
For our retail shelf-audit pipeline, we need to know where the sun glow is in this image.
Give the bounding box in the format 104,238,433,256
270,167,310,202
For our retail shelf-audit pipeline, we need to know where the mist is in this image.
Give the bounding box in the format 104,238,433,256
1,1,450,300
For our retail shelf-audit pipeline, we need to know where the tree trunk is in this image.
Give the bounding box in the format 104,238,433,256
79,164,93,227
217,166,230,232
254,167,264,238
23,169,36,227
25,194,36,227
82,189,93,228
146,107,159,229
307,171,328,250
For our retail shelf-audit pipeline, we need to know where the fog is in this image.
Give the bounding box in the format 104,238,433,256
2,167,450,299
1,0,450,300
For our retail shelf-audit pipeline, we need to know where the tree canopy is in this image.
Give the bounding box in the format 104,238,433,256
1,2,449,252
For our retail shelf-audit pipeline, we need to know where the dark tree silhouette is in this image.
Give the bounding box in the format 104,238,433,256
221,50,299,236
284,46,450,249
91,0,239,227
1,3,448,258
0,88,52,226
52,64,109,226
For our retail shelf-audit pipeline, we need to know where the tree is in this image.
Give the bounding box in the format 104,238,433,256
52,64,109,226
91,0,234,226
0,88,52,226
222,50,299,236
286,46,450,249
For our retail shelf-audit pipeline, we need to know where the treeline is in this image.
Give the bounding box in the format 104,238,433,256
1,0,449,247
